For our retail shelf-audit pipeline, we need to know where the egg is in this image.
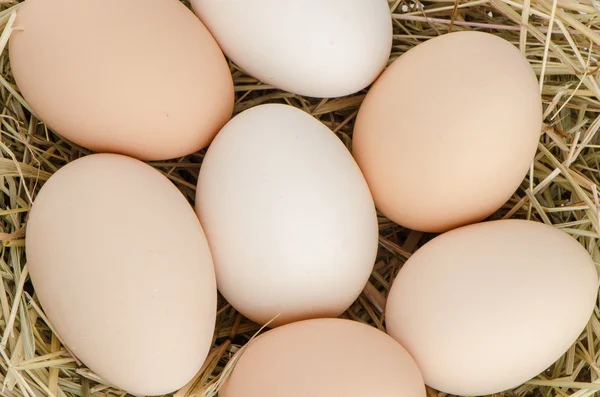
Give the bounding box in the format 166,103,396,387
220,318,425,397
191,0,392,98
385,219,598,396
9,0,234,161
353,31,542,232
25,154,217,396
196,104,378,327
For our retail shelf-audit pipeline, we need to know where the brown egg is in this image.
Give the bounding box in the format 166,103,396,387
9,0,234,161
220,318,425,397
25,154,217,396
385,220,598,395
353,31,542,232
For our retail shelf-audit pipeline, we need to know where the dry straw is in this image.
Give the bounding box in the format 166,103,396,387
0,0,598,396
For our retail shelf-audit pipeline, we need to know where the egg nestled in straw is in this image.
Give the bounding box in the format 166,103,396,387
385,219,598,396
9,0,234,160
196,104,379,327
25,154,217,396
191,0,393,98
353,31,543,232
220,318,426,397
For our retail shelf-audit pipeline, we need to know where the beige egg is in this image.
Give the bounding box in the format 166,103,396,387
9,0,234,161
353,31,542,232
196,104,378,327
220,318,425,397
25,154,217,396
385,219,598,396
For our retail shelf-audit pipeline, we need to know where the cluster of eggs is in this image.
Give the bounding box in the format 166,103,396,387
11,0,598,396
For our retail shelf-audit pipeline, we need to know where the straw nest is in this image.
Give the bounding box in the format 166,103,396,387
0,0,598,396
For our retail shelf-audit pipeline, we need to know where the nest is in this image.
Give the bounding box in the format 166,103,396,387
0,0,599,396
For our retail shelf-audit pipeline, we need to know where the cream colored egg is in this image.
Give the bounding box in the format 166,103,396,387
196,104,378,327
220,318,426,397
353,31,542,232
385,219,598,395
25,154,217,396
9,0,234,161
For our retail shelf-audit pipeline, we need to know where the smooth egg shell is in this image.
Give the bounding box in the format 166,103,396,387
220,318,426,397
9,0,234,161
25,154,217,396
196,104,378,327
385,219,598,396
191,0,392,98
353,31,542,232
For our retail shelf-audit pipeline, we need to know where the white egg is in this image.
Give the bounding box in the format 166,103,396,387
196,104,378,327
191,0,392,98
